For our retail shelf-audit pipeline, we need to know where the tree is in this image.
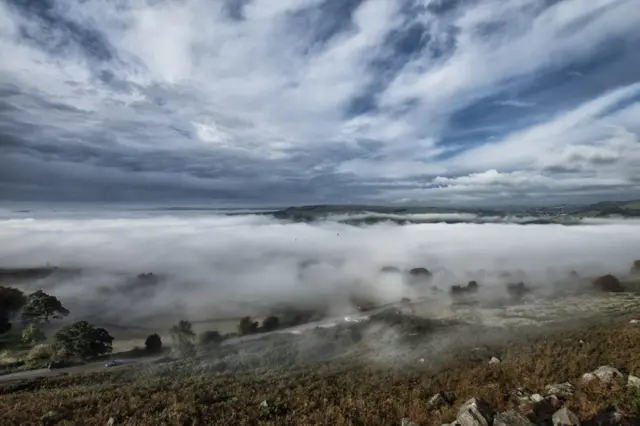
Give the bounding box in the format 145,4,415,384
238,316,259,335
54,321,113,359
21,290,69,324
170,320,196,357
0,286,27,334
198,330,223,347
144,333,163,353
22,323,46,344
261,316,280,332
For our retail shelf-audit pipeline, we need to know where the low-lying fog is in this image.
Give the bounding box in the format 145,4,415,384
1,210,639,328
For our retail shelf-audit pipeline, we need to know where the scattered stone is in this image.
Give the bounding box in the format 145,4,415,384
530,394,544,403
260,400,268,407
593,406,627,426
489,357,501,365
592,366,623,384
552,408,580,426
628,375,640,388
457,398,494,426
494,410,537,426
592,274,624,293
401,418,419,426
106,418,115,426
428,392,450,409
545,382,574,397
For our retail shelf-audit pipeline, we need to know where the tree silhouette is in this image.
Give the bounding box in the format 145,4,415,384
54,321,113,359
21,290,69,323
0,286,27,334
144,333,163,353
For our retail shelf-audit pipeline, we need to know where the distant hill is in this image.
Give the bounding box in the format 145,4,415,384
571,199,640,218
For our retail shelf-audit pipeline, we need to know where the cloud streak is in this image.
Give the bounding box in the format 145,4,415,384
0,0,639,204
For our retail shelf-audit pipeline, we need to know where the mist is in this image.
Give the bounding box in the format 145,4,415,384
1,211,639,328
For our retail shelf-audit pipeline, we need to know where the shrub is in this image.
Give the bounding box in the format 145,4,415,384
26,343,53,363
170,320,196,357
261,316,280,332
144,333,163,353
238,316,259,335
198,330,223,346
22,324,46,345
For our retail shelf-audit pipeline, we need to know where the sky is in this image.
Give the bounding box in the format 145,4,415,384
0,0,639,206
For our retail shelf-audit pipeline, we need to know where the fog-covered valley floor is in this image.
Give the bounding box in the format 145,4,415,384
1,208,640,330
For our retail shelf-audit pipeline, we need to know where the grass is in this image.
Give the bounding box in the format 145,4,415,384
2,310,640,425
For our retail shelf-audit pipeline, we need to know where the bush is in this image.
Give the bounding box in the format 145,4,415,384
170,320,196,357
22,324,46,345
198,330,223,346
261,316,280,332
26,343,53,363
238,316,259,335
144,333,162,353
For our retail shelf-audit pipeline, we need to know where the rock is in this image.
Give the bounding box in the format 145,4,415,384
628,375,640,388
592,274,624,293
552,408,580,426
401,418,419,426
630,319,639,325
593,406,627,426
451,281,480,296
530,394,544,403
494,410,537,426
545,382,574,397
428,392,450,409
260,400,268,407
489,357,501,365
106,418,115,426
457,398,494,426
582,373,597,384
592,366,623,384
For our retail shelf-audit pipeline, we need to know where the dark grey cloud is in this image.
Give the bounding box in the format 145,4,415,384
0,0,639,205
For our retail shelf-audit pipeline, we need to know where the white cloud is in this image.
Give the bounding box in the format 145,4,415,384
1,212,640,325
0,0,639,203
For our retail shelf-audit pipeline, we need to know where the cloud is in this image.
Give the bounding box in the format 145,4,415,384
1,212,640,327
0,0,639,204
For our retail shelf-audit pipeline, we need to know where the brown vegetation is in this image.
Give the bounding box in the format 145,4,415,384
2,314,640,425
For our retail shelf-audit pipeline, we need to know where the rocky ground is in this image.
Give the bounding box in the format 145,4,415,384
1,298,640,426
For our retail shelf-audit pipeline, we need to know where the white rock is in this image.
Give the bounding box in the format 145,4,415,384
592,366,623,384
106,418,115,426
260,400,268,407
494,410,537,426
545,382,574,397
581,373,597,383
552,408,580,426
630,319,639,324
428,392,450,409
419,358,425,363
530,394,544,403
457,398,494,426
489,357,501,365
628,374,640,388
401,418,419,426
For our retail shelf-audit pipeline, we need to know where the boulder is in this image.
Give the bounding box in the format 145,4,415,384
456,398,494,426
545,382,574,397
494,410,536,426
581,373,597,384
552,408,580,426
591,366,623,384
628,375,640,388
592,274,624,293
